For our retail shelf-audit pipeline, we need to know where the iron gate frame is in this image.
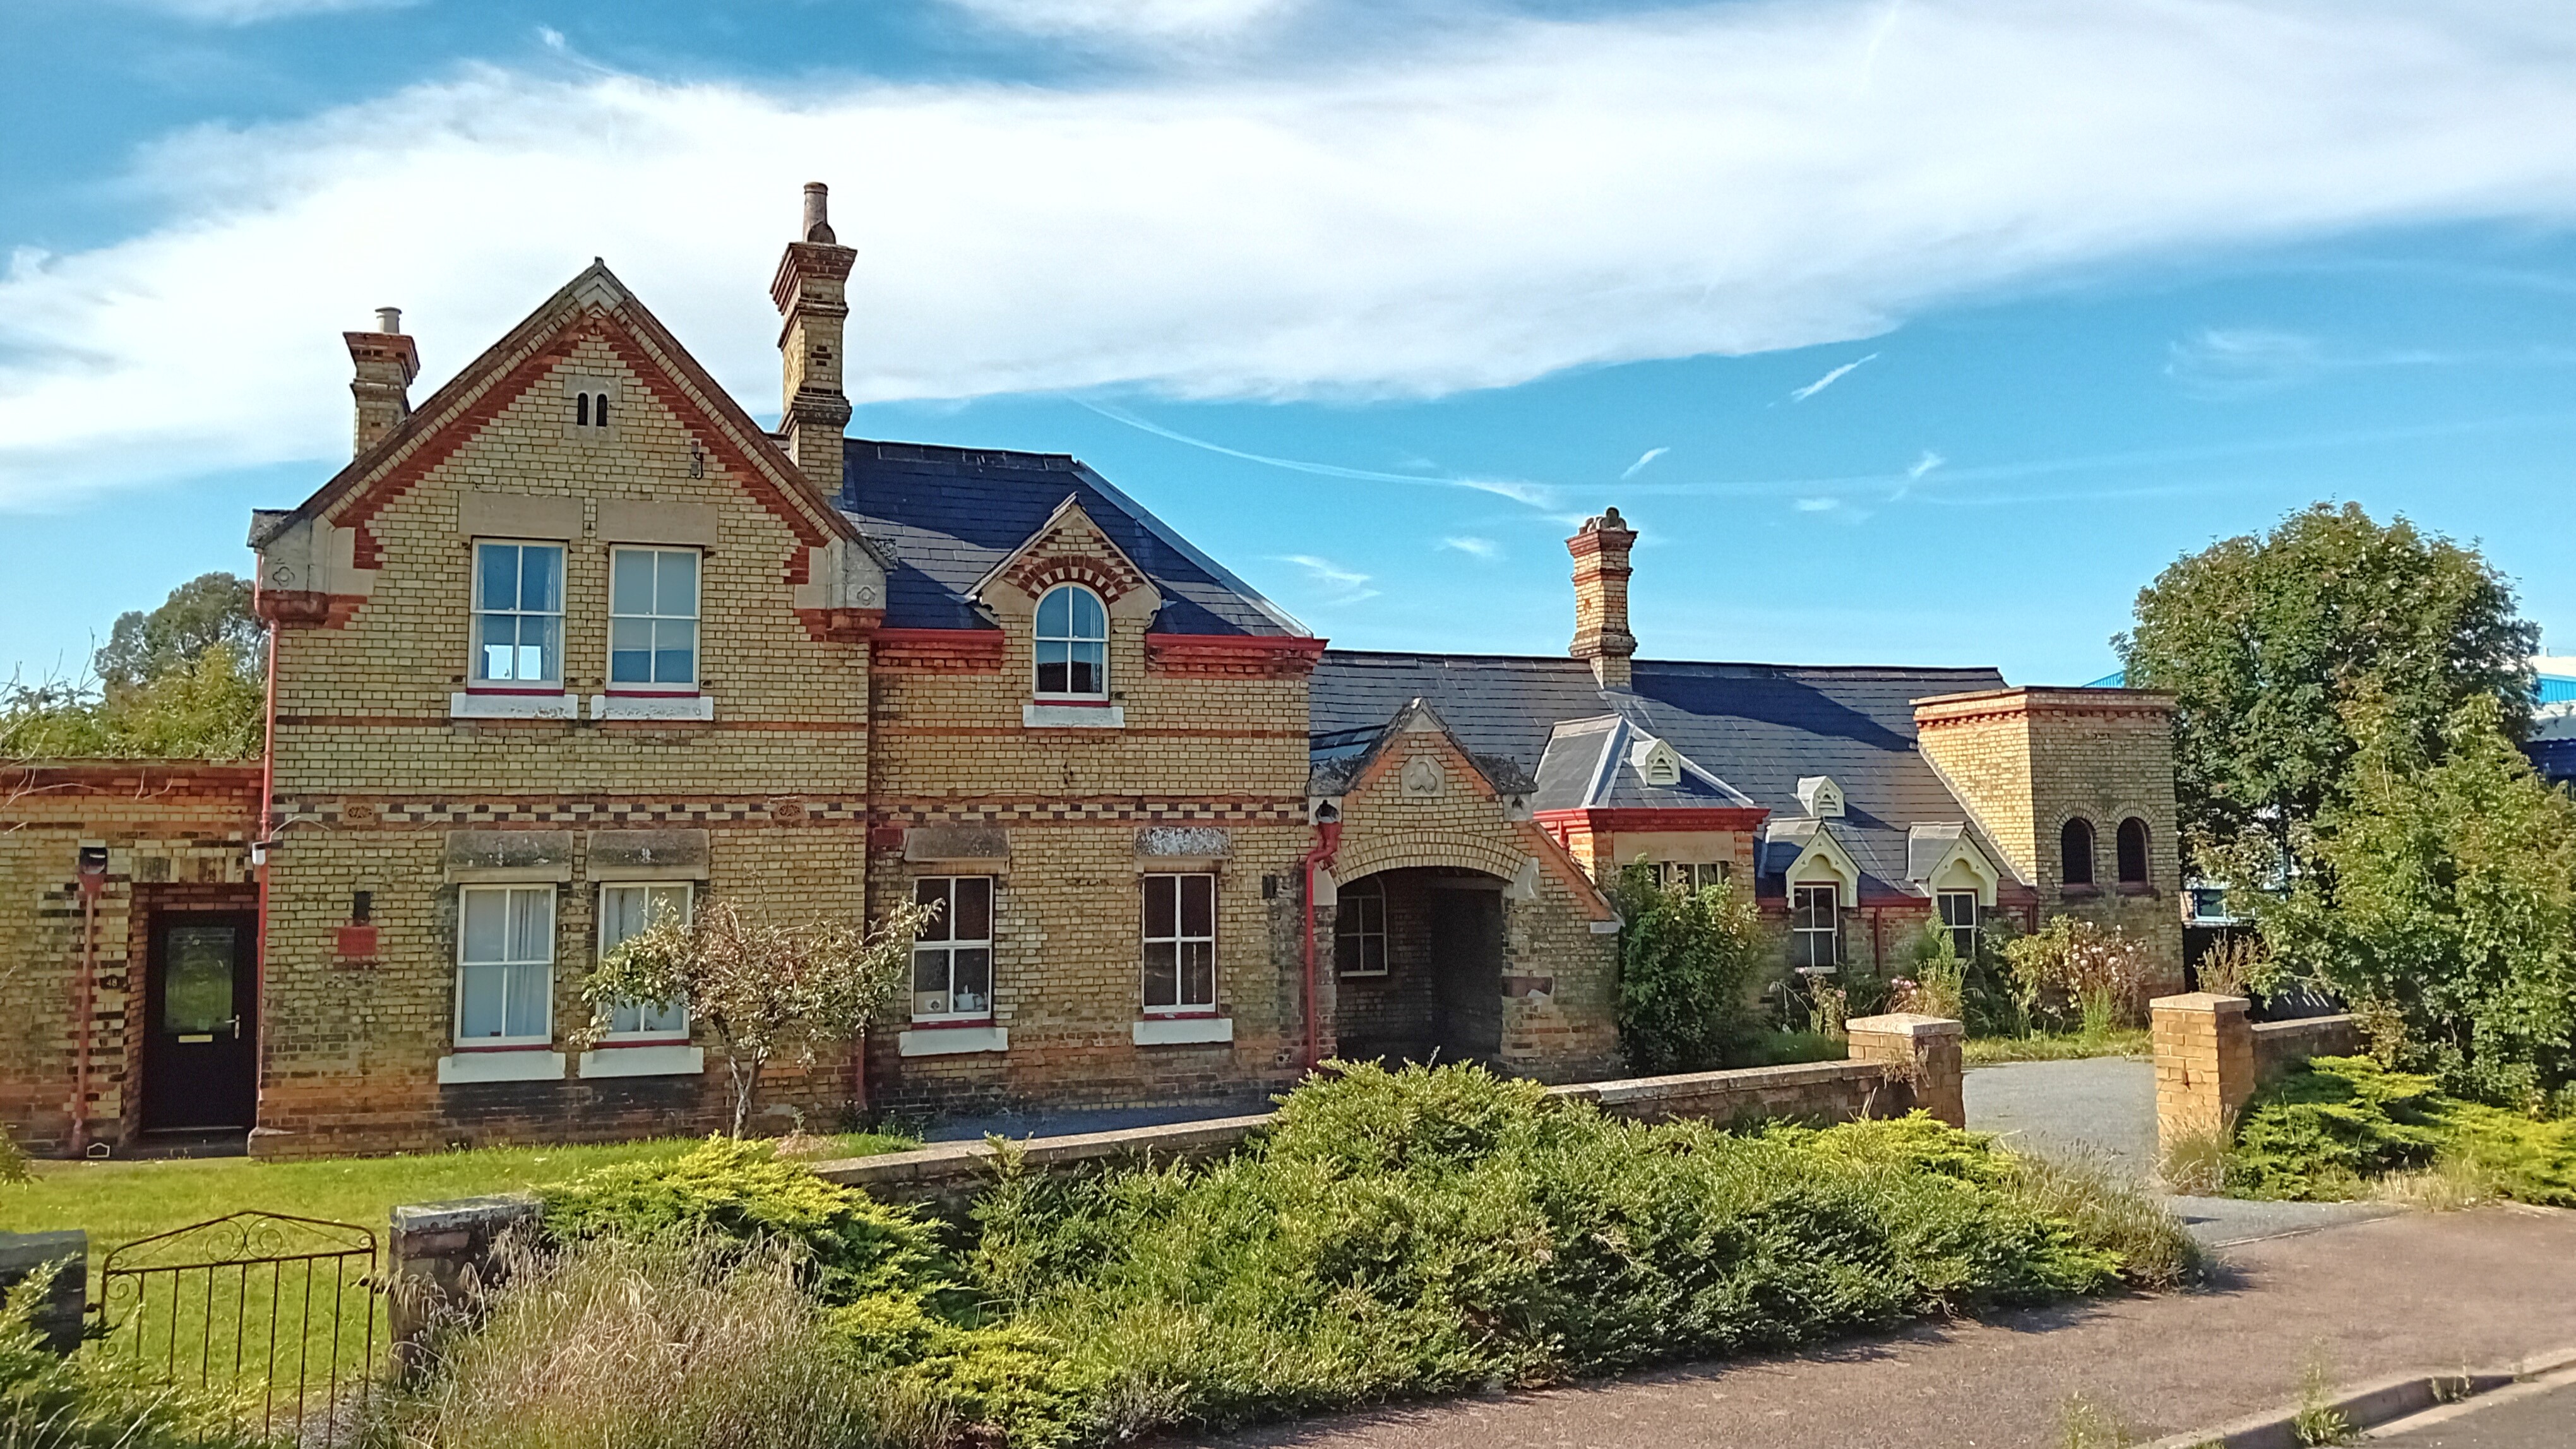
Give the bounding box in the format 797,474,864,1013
92,1210,381,1445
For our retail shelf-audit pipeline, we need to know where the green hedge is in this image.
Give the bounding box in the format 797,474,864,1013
2229,1056,2576,1205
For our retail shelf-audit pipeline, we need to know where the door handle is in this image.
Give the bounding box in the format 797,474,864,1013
220,1015,244,1039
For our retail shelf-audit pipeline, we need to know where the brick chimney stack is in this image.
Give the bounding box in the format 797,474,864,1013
343,307,418,457
1567,506,1639,689
771,181,858,498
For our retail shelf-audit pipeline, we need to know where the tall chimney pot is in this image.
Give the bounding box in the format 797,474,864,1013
374,306,402,335
1566,506,1640,690
772,182,857,496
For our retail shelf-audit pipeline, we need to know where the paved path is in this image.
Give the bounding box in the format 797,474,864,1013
1207,1206,2576,1449
1964,1056,2395,1244
2371,1368,2576,1446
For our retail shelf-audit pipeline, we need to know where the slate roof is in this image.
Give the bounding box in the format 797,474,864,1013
1530,715,1758,812
1309,652,2022,900
837,439,1305,637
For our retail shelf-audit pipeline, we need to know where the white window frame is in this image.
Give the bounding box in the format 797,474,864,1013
910,876,996,1024
470,539,566,691
1790,883,1840,972
1936,890,1977,962
1033,583,1110,701
1651,861,1729,893
605,546,701,695
597,882,692,1041
1142,871,1218,1015
1335,876,1387,978
455,884,555,1047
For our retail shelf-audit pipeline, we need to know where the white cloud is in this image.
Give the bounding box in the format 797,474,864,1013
1439,535,1501,559
1619,446,1669,479
125,0,415,22
941,0,1299,42
16,1,2576,503
1906,450,1944,480
1795,497,1842,513
1789,352,1880,402
1275,553,1379,603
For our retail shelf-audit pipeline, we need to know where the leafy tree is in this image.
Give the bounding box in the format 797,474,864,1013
1608,863,1767,1075
2258,696,2576,1106
1,645,263,761
92,573,263,692
2118,503,2536,865
580,897,931,1136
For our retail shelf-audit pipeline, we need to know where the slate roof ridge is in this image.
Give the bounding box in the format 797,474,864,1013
1320,647,2009,679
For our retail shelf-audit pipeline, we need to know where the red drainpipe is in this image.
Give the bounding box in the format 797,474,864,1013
1299,821,1342,1070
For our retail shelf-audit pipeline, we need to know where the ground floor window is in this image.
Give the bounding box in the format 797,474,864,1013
597,882,691,1037
1142,872,1217,1013
457,884,554,1044
912,876,995,1021
1936,890,1978,962
1790,883,1839,970
1651,861,1729,892
1335,876,1387,977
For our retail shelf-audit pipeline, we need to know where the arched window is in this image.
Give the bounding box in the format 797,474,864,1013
1034,584,1107,698
2060,818,2096,887
2116,817,2150,885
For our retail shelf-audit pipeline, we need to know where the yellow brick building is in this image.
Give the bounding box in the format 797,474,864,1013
1,186,2181,1157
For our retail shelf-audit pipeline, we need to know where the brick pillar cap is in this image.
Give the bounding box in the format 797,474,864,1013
1844,1012,1965,1038
2150,992,2251,1015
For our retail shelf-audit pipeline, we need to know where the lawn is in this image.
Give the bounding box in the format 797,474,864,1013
4,1131,912,1255
1964,1027,2152,1066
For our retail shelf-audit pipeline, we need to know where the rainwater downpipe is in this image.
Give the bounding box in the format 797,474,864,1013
1299,820,1342,1070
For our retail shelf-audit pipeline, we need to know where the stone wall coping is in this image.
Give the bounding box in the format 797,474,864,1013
1549,1059,1881,1106
1844,1012,1967,1039
811,1113,1277,1190
390,1195,540,1236
2151,992,2251,1015
2250,1013,2359,1040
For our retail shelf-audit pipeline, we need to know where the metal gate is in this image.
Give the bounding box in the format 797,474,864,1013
93,1212,381,1445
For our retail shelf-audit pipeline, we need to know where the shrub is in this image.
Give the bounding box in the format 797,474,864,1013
537,1135,952,1305
969,1061,2186,1441
2228,1056,2576,1205
0,1124,30,1186
1608,864,1768,1074
1894,922,1968,1020
2004,918,2155,1033
0,1268,264,1449
376,1234,940,1449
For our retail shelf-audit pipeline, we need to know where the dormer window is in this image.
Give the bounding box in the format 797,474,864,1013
1034,584,1108,699
1796,775,1845,818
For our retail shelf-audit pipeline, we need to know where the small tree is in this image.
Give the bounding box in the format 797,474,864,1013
2003,917,2154,1035
579,897,931,1136
1893,920,1967,1021
1609,862,1767,1075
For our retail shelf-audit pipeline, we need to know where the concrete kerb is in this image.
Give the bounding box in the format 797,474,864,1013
2141,1345,2576,1449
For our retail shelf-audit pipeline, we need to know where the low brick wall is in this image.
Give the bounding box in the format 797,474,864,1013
2251,1015,2365,1080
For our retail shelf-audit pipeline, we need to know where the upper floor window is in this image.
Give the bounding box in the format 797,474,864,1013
598,883,690,1038
2116,818,2151,886
573,389,611,430
1649,861,1729,893
1335,876,1387,977
1142,872,1216,1013
457,884,553,1045
1791,883,1840,970
912,876,994,1022
1034,584,1107,699
1937,890,1978,960
2060,817,2097,888
473,542,564,688
609,547,700,691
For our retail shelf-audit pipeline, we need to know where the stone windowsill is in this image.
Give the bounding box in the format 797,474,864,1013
1023,703,1125,729
437,1049,566,1085
1133,1016,1233,1047
450,691,578,720
590,693,715,722
898,1025,1009,1058
576,1044,705,1078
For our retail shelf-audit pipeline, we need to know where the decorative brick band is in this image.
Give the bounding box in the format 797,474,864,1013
872,628,1006,672
1144,633,1328,679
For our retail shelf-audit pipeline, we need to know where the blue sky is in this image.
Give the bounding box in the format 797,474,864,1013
8,0,2576,687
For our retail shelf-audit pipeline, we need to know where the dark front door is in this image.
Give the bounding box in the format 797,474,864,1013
1428,887,1505,1064
142,914,258,1131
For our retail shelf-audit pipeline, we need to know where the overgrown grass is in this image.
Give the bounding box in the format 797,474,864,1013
0,1272,268,1449
2226,1056,2576,1205
5,1131,912,1256
1965,1029,2152,1066
1722,1029,1849,1068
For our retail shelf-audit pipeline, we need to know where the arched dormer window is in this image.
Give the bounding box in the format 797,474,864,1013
2060,818,2096,888
1034,584,1108,699
2116,817,2150,886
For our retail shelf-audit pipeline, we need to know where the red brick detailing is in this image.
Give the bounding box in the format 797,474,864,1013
872,628,1006,672
256,590,365,629
334,924,380,963
1145,633,1328,679
336,337,576,571
1002,552,1147,605
795,606,883,643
